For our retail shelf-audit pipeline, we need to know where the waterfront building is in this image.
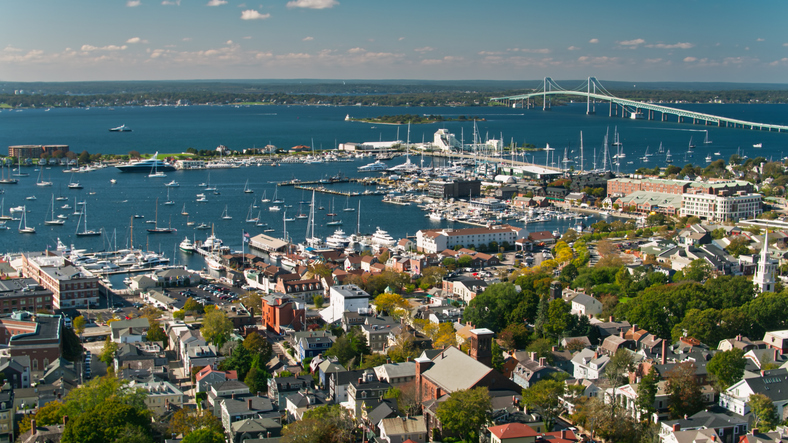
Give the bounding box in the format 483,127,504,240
0,312,63,373
175,159,206,169
433,129,461,151
679,192,763,222
20,253,99,310
416,226,525,254
0,278,54,314
8,144,69,158
427,179,481,200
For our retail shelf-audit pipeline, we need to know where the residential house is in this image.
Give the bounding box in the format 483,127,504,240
346,370,392,418
110,318,150,344
185,345,223,374
320,284,371,324
285,390,326,422
374,362,416,386
0,356,30,389
379,416,428,443
129,379,184,415
195,366,238,393
488,422,540,443
763,330,788,354
267,375,312,410
220,396,277,439
571,349,610,380
563,291,602,318
719,368,788,419
229,417,282,443
261,293,306,335
658,406,748,443
206,380,250,416
510,354,565,389
297,334,335,362
329,369,364,404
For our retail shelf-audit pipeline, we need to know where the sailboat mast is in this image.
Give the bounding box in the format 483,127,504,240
580,131,584,172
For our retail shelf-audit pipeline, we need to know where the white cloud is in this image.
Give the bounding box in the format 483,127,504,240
478,51,502,56
243,36,252,40
683,56,697,62
646,42,694,49
302,36,314,41
126,0,141,6
398,37,405,41
182,37,192,42
81,44,128,51
226,40,233,45
126,37,148,44
347,47,365,53
161,0,180,5
567,46,580,51
414,46,434,53
757,38,765,42
507,48,550,54
784,43,788,47
645,58,663,64
207,0,227,5
589,38,599,44
286,0,338,9
618,38,645,47
240,10,270,20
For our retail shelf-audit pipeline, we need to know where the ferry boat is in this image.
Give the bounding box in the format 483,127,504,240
370,227,396,247
179,237,195,253
109,124,132,132
116,152,175,173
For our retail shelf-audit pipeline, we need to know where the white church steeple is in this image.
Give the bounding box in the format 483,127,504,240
754,232,777,293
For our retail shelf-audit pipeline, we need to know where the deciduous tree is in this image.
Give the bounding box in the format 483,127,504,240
707,349,747,392
666,362,703,419
436,387,492,443
521,380,565,431
201,309,233,349
749,393,778,431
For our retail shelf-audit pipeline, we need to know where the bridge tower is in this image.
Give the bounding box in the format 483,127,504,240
586,77,595,115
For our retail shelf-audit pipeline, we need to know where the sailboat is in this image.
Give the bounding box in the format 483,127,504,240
148,156,166,178
283,209,295,223
243,179,253,194
0,161,18,185
705,153,713,163
205,172,216,191
72,197,82,216
18,206,35,234
255,209,266,227
186,215,195,227
36,168,52,187
260,190,270,203
272,188,284,204
147,198,175,233
343,195,355,212
245,202,258,223
0,198,12,221
44,194,65,225
327,198,337,217
163,187,175,205
641,146,650,163
68,172,82,189
221,205,232,220
75,202,100,236
703,130,712,145
657,142,665,155
688,136,696,150
181,204,189,216
304,191,321,246
296,202,308,219
665,150,673,163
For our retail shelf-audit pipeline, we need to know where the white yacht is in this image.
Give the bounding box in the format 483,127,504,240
325,228,350,249
357,160,387,172
179,236,195,253
370,227,396,247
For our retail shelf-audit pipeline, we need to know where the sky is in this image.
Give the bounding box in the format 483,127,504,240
1,0,787,83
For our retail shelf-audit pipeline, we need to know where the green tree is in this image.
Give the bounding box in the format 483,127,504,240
749,393,778,431
183,297,205,314
146,322,168,347
182,428,225,443
544,299,572,338
244,366,270,394
325,328,369,368
240,291,262,312
435,387,492,443
281,404,356,443
636,367,659,418
73,316,86,336
61,398,151,443
243,332,273,362
707,349,747,391
463,283,521,332
167,408,223,438
606,349,635,387
99,336,118,368
521,379,565,430
201,309,233,348
559,263,578,283
458,255,473,269
666,362,703,419
18,401,63,435
673,259,712,282
112,425,155,443
725,236,752,257
373,293,408,315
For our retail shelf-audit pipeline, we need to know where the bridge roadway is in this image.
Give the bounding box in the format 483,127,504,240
491,90,788,132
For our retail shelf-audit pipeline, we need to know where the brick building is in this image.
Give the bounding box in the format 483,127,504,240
20,253,99,309
0,312,63,373
261,293,306,335
0,278,54,313
8,145,69,158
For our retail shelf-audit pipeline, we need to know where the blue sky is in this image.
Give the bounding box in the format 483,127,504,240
1,0,786,83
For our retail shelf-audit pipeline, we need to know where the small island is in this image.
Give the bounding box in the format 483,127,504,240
347,113,485,124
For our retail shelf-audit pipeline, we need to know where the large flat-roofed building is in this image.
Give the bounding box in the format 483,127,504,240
608,177,753,198
249,234,289,254
320,285,370,324
0,312,63,373
20,253,99,309
175,159,206,170
8,145,69,158
497,164,562,181
416,225,525,254
428,180,481,199
0,278,54,314
680,192,763,222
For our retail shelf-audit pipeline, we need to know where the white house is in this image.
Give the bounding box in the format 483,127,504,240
571,349,609,380
320,285,370,324
416,226,525,254
719,368,788,419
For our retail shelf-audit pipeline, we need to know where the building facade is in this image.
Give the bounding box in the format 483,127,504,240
20,253,99,309
416,226,524,254
679,192,763,222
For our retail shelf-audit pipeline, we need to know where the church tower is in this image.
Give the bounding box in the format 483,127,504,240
754,232,777,293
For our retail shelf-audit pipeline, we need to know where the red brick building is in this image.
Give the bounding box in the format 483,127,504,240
261,294,306,334
0,312,63,373
20,252,99,309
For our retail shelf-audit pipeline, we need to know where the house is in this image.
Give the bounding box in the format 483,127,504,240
488,422,540,443
510,354,565,389
563,291,602,318
113,342,168,375
763,330,788,354
320,284,371,324
719,368,788,419
571,349,610,380
129,379,185,415
738,429,788,443
285,390,326,422
185,345,223,373
229,417,282,443
196,366,238,393
347,370,392,418
206,380,250,416
718,335,761,353
0,356,31,388
658,428,721,443
379,416,428,443
220,396,277,438
267,375,312,410
110,318,150,344
329,369,364,404
658,406,748,443
297,334,335,362
374,362,416,386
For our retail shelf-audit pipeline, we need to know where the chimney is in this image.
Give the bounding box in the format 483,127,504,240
609,316,613,322
358,377,363,385
406,357,410,362
672,423,680,432
63,415,68,426
761,370,767,377
31,419,36,435
232,393,236,400
661,340,667,365
551,346,557,352
774,348,780,362
538,357,546,367
620,329,625,338
530,352,537,361
632,324,637,334
752,428,759,435
247,398,253,409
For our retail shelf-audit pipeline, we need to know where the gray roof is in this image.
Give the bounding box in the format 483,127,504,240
223,396,275,415
376,362,416,379
421,347,492,394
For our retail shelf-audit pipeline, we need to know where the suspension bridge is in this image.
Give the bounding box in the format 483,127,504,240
490,77,788,133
